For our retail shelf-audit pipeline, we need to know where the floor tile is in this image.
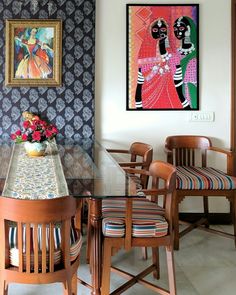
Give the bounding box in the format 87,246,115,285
6,225,236,294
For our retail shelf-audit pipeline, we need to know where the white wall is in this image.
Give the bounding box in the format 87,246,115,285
95,0,231,212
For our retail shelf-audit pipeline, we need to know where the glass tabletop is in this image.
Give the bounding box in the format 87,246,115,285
0,138,137,199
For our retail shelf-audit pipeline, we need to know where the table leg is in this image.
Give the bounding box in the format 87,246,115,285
90,198,102,295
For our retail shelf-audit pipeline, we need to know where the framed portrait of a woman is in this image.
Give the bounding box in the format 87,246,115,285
127,4,199,110
5,19,62,87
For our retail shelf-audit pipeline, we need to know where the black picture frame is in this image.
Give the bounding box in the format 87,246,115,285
126,4,199,111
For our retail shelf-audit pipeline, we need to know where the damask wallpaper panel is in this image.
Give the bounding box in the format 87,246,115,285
0,0,95,140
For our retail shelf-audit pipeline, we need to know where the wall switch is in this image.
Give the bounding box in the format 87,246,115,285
190,111,215,122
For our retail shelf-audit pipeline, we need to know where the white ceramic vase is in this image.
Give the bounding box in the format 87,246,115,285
24,141,47,157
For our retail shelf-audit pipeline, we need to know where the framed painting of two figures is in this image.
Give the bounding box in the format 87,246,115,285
127,4,199,110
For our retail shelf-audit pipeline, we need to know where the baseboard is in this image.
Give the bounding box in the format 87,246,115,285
179,213,232,224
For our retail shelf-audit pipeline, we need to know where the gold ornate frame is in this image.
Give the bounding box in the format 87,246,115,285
5,19,62,87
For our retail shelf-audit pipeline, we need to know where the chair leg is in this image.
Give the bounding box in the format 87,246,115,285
80,200,85,235
0,280,7,295
0,279,3,295
86,201,92,264
173,193,180,250
63,278,72,295
152,247,160,279
142,247,148,260
232,192,236,248
203,196,209,228
230,200,234,224
72,273,77,295
4,283,8,295
101,241,112,295
166,246,177,295
75,199,83,233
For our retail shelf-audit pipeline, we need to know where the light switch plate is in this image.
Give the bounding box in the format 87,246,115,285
190,111,215,122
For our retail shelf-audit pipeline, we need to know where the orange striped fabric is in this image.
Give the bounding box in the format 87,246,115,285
102,199,168,238
176,167,236,190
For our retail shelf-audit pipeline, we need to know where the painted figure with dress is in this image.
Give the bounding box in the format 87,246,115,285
14,27,54,79
173,16,197,109
135,16,183,109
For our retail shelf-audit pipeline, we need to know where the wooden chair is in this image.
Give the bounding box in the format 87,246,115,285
165,135,236,250
107,141,153,189
101,161,177,295
0,196,82,295
108,142,153,259
86,142,153,263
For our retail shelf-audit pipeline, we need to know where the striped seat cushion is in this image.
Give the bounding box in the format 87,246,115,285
8,224,82,268
177,166,236,190
102,198,167,238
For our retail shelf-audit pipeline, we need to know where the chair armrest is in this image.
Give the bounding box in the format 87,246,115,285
123,167,150,176
106,148,129,154
119,162,146,168
208,146,233,157
142,188,168,196
208,146,234,175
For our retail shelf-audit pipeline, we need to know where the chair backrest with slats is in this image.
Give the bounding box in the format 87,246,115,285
129,142,153,188
165,135,212,167
0,196,76,276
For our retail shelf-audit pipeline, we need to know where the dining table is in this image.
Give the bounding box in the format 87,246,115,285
0,137,137,295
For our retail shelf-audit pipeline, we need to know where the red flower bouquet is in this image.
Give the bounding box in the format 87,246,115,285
11,118,58,144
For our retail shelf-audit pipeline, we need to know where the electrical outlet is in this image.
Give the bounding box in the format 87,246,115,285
190,112,215,122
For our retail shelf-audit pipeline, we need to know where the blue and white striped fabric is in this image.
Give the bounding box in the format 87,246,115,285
102,198,168,238
176,167,236,190
9,224,78,250
8,224,82,268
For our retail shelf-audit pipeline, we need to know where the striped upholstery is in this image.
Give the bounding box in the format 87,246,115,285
8,224,82,268
176,167,236,190
102,199,167,238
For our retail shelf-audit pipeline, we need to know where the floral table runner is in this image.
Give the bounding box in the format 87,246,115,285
2,142,69,199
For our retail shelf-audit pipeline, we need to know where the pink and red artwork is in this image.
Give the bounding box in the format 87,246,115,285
127,4,199,110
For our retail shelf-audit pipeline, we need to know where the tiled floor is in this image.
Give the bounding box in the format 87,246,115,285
8,225,236,295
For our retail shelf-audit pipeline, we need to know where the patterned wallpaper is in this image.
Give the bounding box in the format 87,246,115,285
0,0,95,140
